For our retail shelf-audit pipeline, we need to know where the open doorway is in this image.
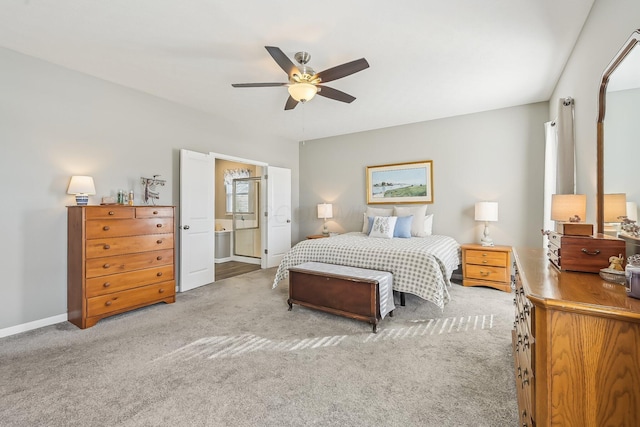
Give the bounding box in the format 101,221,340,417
214,158,263,280
179,149,292,292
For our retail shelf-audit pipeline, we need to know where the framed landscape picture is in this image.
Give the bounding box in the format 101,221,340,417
366,160,433,204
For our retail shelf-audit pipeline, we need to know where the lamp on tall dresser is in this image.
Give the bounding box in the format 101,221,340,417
67,176,96,206
550,194,591,235
474,201,498,247
317,203,333,235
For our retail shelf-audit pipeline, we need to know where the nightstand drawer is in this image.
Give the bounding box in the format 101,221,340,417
465,249,508,267
465,264,509,282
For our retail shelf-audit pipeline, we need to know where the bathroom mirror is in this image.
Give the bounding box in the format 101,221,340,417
597,29,640,234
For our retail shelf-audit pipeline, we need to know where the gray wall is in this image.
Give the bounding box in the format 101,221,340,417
0,47,299,331
550,0,640,224
299,102,549,248
604,88,640,205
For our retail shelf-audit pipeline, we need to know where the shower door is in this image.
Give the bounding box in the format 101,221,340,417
232,177,262,258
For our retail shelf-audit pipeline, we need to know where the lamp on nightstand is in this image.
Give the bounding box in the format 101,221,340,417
317,203,333,235
475,201,498,247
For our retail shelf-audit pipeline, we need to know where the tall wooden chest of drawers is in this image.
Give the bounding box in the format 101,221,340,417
67,205,176,329
512,247,640,426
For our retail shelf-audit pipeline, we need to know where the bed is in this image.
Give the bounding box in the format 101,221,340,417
272,232,461,309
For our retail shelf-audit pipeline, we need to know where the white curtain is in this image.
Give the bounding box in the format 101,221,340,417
543,121,557,245
543,97,575,247
555,97,575,194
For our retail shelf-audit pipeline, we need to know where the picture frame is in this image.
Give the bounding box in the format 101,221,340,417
366,160,433,204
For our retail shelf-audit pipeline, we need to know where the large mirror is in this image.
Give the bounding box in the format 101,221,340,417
597,29,640,235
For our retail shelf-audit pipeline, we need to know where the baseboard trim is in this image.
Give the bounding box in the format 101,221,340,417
0,313,68,339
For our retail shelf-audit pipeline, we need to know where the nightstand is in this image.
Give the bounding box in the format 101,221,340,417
306,234,328,239
461,243,512,292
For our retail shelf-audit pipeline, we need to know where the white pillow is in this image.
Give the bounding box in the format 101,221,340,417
423,214,433,236
362,207,394,233
394,205,428,236
369,216,397,239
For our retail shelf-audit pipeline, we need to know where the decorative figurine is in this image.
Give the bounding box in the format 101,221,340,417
608,254,624,271
141,175,166,205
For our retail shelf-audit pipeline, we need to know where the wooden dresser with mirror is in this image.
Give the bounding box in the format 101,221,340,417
512,247,640,426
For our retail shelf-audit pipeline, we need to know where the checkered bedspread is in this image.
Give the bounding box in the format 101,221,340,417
273,232,461,309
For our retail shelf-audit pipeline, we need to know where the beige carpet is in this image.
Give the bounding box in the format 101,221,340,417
0,268,517,426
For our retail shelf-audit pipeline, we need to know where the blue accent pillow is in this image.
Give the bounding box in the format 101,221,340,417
393,215,413,238
367,216,374,234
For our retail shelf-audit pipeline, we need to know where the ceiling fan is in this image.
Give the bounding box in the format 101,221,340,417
231,46,369,110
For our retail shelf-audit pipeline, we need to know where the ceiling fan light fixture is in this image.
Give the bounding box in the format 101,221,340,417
288,82,318,103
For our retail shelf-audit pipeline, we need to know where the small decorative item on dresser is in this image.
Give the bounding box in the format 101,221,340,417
141,175,166,205
461,243,512,292
625,254,640,299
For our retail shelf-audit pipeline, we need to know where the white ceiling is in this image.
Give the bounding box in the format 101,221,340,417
0,0,595,141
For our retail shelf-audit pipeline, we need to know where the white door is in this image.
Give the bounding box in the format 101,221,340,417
179,149,215,292
265,166,292,268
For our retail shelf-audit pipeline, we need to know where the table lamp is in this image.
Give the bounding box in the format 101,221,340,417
550,194,591,235
317,203,333,235
67,176,96,206
475,201,498,246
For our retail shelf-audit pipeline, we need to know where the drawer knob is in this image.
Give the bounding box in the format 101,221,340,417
108,211,115,216
480,271,490,276
103,226,110,231
103,264,110,269
581,248,601,256
156,239,163,244
153,211,158,215
103,282,111,288
103,244,111,250
157,272,163,277
157,256,163,261
156,223,163,228
159,288,165,293
105,301,112,306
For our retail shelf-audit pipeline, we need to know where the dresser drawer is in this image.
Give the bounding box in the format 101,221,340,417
85,249,174,278
85,218,174,239
86,281,175,317
85,233,174,258
86,265,174,297
465,264,509,282
136,207,174,218
465,249,508,267
85,206,135,219
559,235,625,273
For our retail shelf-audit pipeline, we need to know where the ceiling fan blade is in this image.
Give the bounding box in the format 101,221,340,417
265,46,299,78
231,82,287,88
316,58,369,83
284,96,299,110
316,85,356,103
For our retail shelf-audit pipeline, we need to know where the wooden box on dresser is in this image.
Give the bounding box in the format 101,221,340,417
68,205,176,329
512,247,640,426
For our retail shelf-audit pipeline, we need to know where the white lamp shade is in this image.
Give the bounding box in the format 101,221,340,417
474,202,498,222
627,202,638,222
317,203,333,219
550,194,586,222
288,83,318,102
67,176,96,195
604,193,627,223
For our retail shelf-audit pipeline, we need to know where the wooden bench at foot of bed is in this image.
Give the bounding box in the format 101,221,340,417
287,262,395,333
